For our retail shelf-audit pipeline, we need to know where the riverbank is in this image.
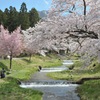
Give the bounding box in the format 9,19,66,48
0,55,61,100
47,60,100,100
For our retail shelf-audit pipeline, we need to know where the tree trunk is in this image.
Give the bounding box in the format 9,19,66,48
82,0,87,30
98,50,100,63
29,54,32,61
83,0,86,16
10,55,12,69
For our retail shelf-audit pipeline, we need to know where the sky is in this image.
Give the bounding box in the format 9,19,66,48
0,0,52,11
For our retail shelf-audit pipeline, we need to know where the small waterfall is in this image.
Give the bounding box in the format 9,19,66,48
20,80,78,88
20,80,80,100
40,67,68,72
39,60,73,72
63,60,74,65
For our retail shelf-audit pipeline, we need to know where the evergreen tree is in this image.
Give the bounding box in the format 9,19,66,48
19,2,30,30
20,2,27,13
2,12,8,27
0,10,3,24
0,2,40,31
0,9,8,27
29,8,40,27
7,6,19,32
4,8,10,28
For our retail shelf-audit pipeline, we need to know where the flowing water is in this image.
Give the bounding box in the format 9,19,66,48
20,60,80,100
40,60,73,73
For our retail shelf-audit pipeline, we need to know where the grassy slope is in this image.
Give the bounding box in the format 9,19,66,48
47,60,100,100
0,54,61,100
78,80,100,100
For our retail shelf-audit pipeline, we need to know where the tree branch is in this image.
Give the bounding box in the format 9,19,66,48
66,29,98,39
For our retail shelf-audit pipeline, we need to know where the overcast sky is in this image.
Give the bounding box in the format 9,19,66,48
0,0,52,11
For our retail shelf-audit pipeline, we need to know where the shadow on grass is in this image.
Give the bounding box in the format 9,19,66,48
22,58,32,63
0,62,8,70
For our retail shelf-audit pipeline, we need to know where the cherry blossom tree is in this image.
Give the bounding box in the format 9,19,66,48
48,0,100,39
22,27,39,61
0,25,23,69
47,0,100,63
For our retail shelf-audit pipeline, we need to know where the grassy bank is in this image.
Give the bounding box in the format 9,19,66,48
0,54,61,100
78,80,100,100
48,60,100,81
0,77,42,100
47,60,100,100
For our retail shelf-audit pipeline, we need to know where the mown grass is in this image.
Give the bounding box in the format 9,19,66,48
0,54,61,100
47,59,100,100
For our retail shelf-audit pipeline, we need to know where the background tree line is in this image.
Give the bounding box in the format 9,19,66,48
0,2,40,32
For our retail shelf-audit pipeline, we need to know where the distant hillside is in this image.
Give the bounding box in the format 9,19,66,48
38,10,48,18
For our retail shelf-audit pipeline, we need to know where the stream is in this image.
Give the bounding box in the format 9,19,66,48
20,60,80,100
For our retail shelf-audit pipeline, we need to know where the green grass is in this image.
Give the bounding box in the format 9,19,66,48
0,55,61,100
47,60,83,81
0,77,43,100
48,60,100,81
78,80,100,100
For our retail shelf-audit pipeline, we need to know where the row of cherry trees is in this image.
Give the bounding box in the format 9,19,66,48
25,19,100,62
0,25,44,69
0,0,100,69
24,0,100,65
1,22,99,70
